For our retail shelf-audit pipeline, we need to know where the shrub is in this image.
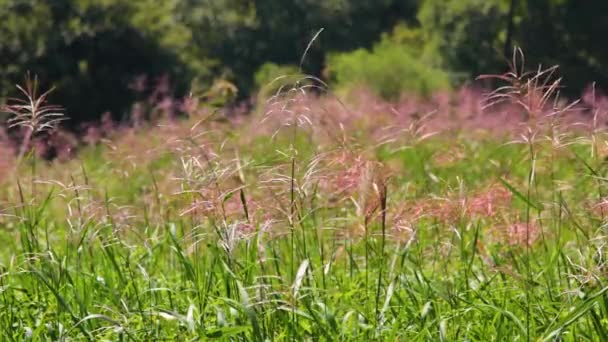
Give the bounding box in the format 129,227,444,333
254,63,306,99
326,23,451,100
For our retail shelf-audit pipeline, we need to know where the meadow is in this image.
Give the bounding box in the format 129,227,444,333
0,64,607,341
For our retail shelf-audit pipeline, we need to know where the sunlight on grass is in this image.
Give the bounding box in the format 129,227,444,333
0,57,607,340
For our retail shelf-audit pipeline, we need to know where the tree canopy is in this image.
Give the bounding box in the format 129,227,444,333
0,0,606,124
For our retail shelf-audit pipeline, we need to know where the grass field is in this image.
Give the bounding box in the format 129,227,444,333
0,72,607,340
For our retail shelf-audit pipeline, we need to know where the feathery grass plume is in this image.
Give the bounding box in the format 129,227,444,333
259,74,330,142
464,184,512,218
255,30,335,144
576,83,608,165
432,144,465,167
1,74,66,162
477,49,565,338
317,150,369,201
589,197,608,219
395,183,511,227
478,47,578,127
502,222,541,247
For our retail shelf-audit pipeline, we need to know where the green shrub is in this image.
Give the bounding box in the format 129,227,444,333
254,63,306,99
327,26,450,100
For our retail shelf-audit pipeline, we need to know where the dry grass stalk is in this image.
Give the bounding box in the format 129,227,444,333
1,74,66,161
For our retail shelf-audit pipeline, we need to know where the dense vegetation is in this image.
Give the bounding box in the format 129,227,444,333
0,58,607,340
0,1,607,340
2,0,608,124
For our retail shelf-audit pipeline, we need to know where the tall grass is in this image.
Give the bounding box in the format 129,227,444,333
0,55,607,340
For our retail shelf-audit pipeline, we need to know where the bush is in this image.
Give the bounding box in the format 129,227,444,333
254,63,306,99
327,36,451,100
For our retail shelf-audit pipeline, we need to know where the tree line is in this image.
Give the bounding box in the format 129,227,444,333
1,0,606,125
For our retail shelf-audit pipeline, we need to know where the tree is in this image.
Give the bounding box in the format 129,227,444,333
518,0,608,92
415,0,608,93
417,0,512,81
0,0,210,124
183,0,420,94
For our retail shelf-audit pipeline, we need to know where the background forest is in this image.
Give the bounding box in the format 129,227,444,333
1,0,606,125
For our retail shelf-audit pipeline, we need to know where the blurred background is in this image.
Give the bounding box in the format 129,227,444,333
0,0,607,128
